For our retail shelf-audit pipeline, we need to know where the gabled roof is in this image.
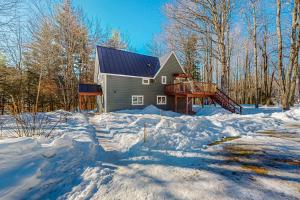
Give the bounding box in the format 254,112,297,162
97,46,160,78
96,46,185,78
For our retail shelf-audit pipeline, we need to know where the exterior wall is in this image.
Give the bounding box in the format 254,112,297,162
94,50,99,83
105,54,184,112
94,50,106,112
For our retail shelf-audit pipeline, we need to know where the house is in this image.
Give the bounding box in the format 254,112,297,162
78,46,242,114
94,45,186,113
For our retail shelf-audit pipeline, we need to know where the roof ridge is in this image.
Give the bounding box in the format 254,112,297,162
96,45,158,59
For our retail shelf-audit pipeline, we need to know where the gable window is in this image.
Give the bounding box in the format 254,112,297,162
161,76,167,84
157,95,167,105
132,95,144,105
142,78,150,85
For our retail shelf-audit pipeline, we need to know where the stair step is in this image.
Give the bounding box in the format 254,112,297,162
212,89,242,114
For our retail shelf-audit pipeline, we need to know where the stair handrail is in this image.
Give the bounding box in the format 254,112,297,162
216,88,242,113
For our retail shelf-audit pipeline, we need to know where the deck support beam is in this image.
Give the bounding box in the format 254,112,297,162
79,95,82,112
185,96,189,115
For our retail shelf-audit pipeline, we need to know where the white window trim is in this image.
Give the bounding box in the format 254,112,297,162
161,76,167,84
142,78,150,85
132,95,144,105
157,95,167,105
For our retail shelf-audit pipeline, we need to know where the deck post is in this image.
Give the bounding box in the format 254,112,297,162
185,96,189,114
79,95,82,112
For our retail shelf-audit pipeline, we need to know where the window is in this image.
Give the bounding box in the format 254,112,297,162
157,95,167,105
142,78,150,85
132,95,144,105
161,76,167,84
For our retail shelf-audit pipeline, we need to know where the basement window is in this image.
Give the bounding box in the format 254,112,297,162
142,78,150,85
132,95,144,105
157,95,167,105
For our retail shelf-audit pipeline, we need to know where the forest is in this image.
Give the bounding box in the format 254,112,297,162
0,0,299,114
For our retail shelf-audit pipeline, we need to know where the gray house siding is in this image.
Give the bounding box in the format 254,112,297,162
105,54,184,112
94,51,106,112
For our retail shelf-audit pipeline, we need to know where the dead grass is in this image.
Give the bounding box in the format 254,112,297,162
257,131,300,143
272,158,300,166
257,130,277,134
284,124,300,129
208,136,241,146
224,145,261,156
241,165,268,175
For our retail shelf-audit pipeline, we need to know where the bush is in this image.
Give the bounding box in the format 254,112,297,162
8,111,69,138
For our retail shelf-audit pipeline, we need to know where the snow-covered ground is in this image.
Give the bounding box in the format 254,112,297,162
0,112,105,200
93,104,300,153
0,105,300,199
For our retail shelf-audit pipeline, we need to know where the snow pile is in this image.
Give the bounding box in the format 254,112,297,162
1,105,300,199
271,106,300,122
59,165,113,200
93,105,300,153
0,112,104,200
116,105,180,117
90,105,300,200
194,105,231,116
140,105,180,117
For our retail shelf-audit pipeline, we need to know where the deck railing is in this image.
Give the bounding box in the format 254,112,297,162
165,81,217,95
214,88,243,114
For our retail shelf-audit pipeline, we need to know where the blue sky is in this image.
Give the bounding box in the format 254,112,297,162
73,0,171,54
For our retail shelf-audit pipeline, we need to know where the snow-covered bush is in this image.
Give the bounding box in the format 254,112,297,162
7,111,70,138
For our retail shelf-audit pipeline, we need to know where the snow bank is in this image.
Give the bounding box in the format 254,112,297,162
116,105,180,117
0,112,102,200
94,105,300,153
194,105,231,116
0,137,39,154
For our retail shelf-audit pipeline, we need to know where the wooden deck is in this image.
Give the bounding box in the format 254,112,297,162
164,81,242,114
164,82,217,97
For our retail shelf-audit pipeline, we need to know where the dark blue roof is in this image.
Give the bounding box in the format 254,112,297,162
79,84,102,93
97,46,161,77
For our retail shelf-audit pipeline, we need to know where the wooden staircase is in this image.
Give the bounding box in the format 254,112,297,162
211,88,242,114
164,81,242,114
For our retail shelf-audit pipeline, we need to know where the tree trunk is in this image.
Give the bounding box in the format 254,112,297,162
220,42,228,93
253,7,259,108
276,0,299,110
262,26,269,104
276,0,288,110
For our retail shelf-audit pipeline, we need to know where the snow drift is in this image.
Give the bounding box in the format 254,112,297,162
0,112,101,199
94,105,300,153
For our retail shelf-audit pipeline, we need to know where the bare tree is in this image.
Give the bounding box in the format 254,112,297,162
250,0,260,108
0,0,19,31
276,0,300,110
104,31,128,50
165,0,231,92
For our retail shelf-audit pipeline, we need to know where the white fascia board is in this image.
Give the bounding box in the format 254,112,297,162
100,73,152,79
97,51,186,80
104,74,107,113
172,51,186,74
153,51,186,79
94,49,99,83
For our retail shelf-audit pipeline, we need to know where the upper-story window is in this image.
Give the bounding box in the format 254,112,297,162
142,78,150,85
161,76,167,84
